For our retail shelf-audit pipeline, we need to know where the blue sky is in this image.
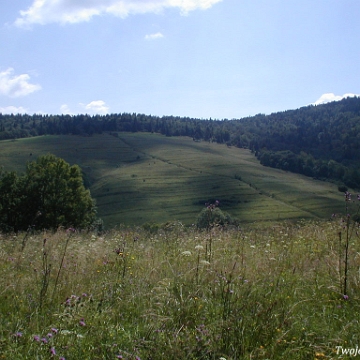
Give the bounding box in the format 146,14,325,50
1,0,360,119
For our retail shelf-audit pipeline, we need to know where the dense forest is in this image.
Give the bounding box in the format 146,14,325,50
1,96,360,188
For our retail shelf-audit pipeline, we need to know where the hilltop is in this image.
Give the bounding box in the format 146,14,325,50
1,96,360,189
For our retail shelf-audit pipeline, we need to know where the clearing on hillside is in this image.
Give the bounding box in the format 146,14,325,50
0,133,345,227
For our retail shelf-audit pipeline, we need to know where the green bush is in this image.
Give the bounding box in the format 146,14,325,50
196,206,233,229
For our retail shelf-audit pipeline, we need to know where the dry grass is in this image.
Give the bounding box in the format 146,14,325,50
1,219,360,359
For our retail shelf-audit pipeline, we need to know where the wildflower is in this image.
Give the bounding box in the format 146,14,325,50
114,248,123,256
51,327,58,334
195,245,204,251
345,191,351,201
47,332,53,338
13,332,23,338
59,358,66,360
79,318,86,326
41,337,48,344
33,335,40,342
343,294,349,300
181,251,192,256
50,347,56,355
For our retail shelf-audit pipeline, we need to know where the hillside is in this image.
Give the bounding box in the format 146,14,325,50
0,133,346,227
1,97,360,189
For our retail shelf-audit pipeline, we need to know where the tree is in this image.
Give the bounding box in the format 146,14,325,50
0,155,96,232
0,170,25,232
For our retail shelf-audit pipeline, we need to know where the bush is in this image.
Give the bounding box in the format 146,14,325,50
196,206,233,229
338,184,348,192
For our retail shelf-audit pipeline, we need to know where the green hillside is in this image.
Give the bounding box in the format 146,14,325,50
0,132,346,227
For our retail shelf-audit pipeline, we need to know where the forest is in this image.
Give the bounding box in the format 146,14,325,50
1,96,360,189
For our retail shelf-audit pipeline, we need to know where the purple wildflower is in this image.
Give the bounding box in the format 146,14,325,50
14,332,23,338
51,327,58,334
33,335,40,342
50,347,56,355
41,337,48,344
79,318,86,326
345,191,351,201
343,294,349,300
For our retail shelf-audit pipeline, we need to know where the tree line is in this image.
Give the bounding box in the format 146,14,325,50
1,96,360,188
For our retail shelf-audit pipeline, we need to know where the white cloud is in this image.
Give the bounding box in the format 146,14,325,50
15,0,223,27
313,93,360,105
0,105,28,114
83,100,109,115
0,68,41,98
145,32,164,40
60,104,73,115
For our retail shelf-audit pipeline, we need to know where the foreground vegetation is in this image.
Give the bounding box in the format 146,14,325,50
1,213,360,359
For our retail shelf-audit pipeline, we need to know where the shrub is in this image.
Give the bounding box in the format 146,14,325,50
196,205,233,229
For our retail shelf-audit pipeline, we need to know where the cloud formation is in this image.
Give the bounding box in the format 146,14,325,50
313,93,360,105
0,68,41,98
84,100,109,115
145,32,164,40
60,104,73,115
15,0,223,27
0,106,28,114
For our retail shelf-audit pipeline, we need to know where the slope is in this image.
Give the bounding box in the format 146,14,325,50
0,133,346,227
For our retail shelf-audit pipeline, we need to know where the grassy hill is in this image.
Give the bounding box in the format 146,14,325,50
0,132,346,228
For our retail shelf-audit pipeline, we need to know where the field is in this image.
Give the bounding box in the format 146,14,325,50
0,132,346,228
1,132,360,359
1,217,360,359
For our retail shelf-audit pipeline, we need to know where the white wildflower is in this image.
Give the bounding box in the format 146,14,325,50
181,251,192,256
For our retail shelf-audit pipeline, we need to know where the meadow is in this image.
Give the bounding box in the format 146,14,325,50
1,213,360,359
1,132,358,359
0,133,346,227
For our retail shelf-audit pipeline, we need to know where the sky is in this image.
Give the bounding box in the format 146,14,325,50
1,0,360,119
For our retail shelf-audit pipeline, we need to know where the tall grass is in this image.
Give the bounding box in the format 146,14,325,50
1,219,360,359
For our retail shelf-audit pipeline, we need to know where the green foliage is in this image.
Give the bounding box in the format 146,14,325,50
2,221,360,359
142,222,160,234
2,96,360,189
0,154,96,231
338,184,348,193
196,206,233,229
0,133,347,227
